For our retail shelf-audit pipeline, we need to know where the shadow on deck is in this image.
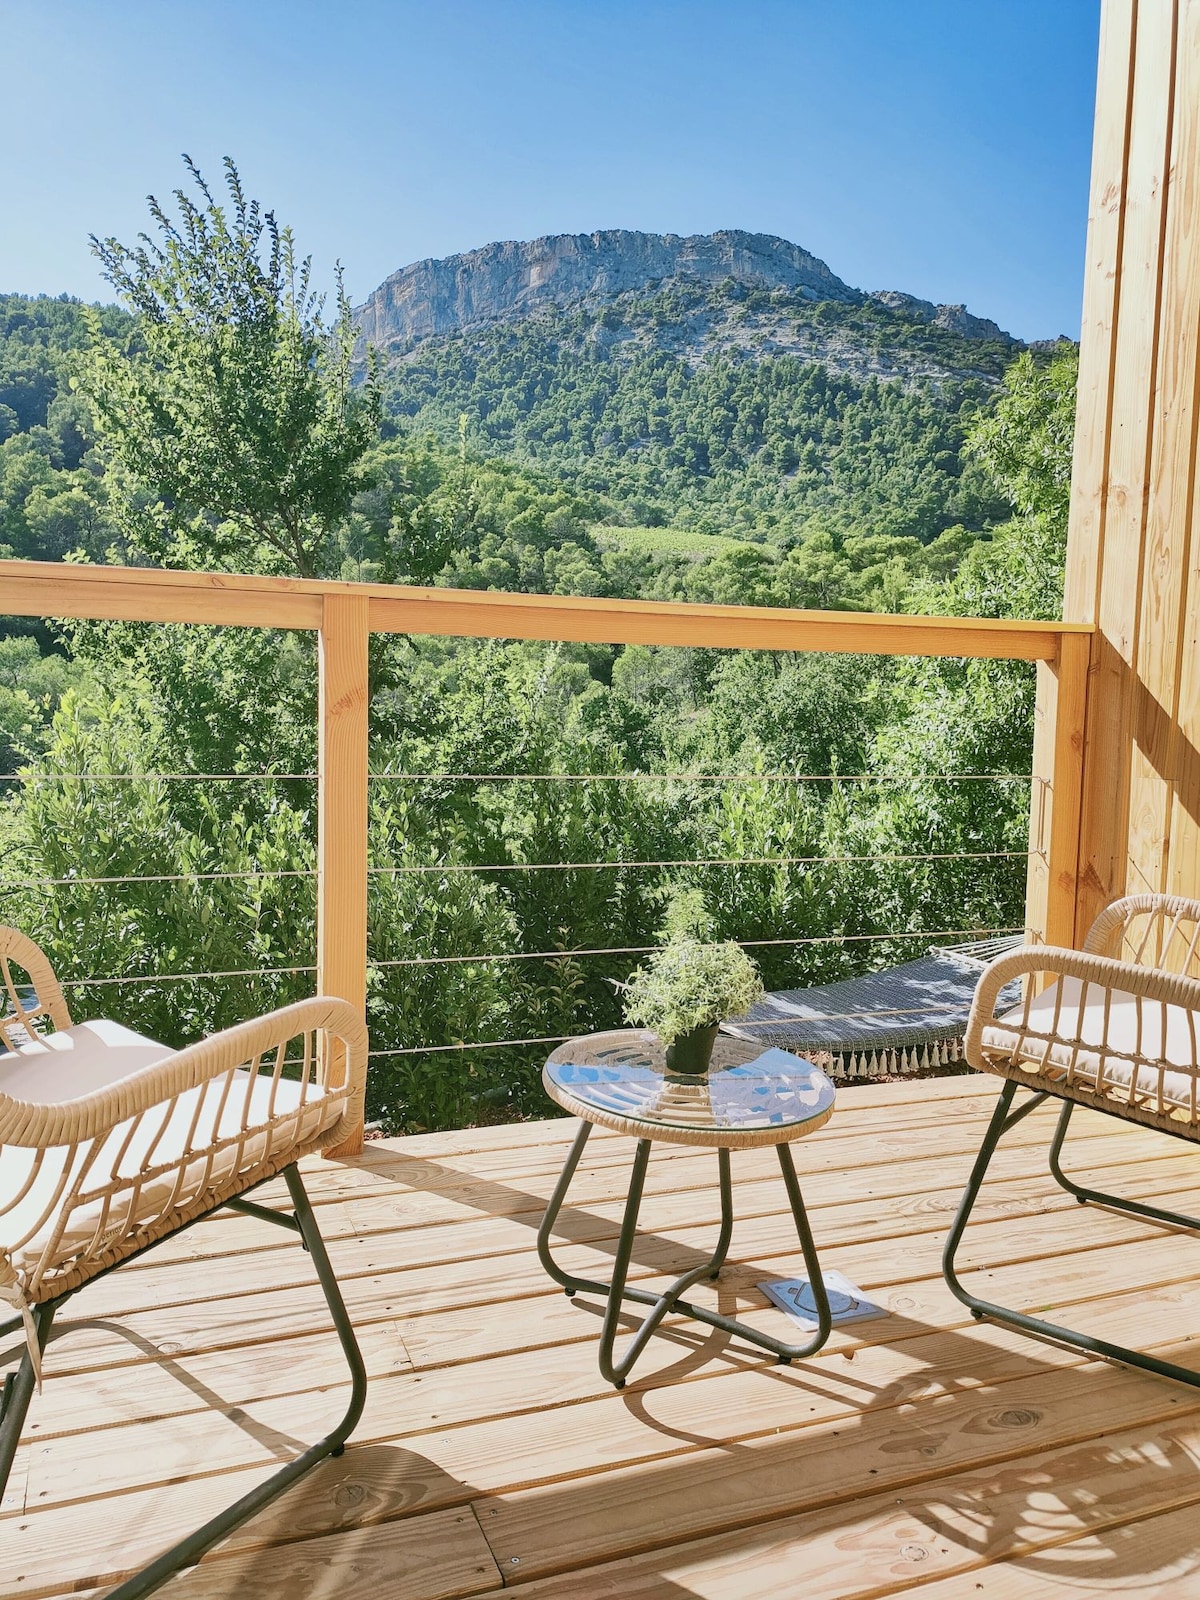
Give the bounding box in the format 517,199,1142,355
5,1074,1200,1599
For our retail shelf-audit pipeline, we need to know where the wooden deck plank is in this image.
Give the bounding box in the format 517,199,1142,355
12,1280,1200,1596
343,1073,989,1167
17,1139,1194,1398
474,1363,1200,1581
875,1499,1200,1598
13,1125,1196,1400
132,1086,1029,1268
5,1499,501,1600
120,1096,1163,1282
399,1251,1200,1372
3,1447,473,1599
264,1087,1139,1214
61,1145,1173,1327
507,1415,1200,1599
17,1322,413,1443
145,1508,501,1600
5,1086,1200,1599
20,1150,1197,1442
16,1222,1200,1526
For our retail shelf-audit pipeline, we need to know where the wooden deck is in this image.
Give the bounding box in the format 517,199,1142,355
6,1072,1200,1599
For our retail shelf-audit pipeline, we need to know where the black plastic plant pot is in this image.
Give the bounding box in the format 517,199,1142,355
664,1022,720,1075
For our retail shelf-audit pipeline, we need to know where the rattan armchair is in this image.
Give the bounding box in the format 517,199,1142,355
0,926,369,1599
943,892,1200,1390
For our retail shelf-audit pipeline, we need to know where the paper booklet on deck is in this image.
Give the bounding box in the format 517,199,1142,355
758,1271,885,1331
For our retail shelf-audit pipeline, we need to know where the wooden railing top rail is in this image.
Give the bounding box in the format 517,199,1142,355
0,560,1092,661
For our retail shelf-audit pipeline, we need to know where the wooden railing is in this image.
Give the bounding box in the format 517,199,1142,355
0,558,1095,1153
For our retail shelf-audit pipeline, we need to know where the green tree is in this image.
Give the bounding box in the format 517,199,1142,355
82,157,380,577
966,342,1078,522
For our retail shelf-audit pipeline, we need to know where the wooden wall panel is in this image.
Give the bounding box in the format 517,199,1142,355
1161,0,1200,906
1070,0,1176,937
1130,0,1200,904
1055,0,1200,943
1032,0,1137,948
1063,0,1138,630
1043,635,1091,949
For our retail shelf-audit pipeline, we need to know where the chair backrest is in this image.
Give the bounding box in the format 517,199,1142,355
1085,895,1200,977
0,995,366,1308
0,927,71,1053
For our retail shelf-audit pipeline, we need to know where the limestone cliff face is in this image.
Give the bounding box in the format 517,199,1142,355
356,229,860,351
868,290,1012,343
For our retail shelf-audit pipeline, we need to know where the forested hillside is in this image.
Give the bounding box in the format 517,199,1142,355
381,278,1017,545
0,293,127,565
0,189,1078,1133
3,272,1055,608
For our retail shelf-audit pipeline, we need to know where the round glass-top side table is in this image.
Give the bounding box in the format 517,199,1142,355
538,1028,838,1386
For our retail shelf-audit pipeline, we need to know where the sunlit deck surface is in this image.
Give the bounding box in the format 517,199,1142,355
7,1072,1200,1599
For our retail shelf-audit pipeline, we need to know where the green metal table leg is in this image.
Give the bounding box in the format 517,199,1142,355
536,1119,594,1295
597,1139,654,1386
771,1142,832,1362
537,1125,834,1386
710,1147,735,1279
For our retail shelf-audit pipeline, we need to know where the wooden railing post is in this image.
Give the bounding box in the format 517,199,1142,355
1032,631,1091,951
317,593,370,1157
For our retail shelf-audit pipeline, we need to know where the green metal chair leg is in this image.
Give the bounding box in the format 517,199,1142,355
944,1081,1200,1391
1049,1097,1200,1230
103,1163,368,1599
0,1298,57,1502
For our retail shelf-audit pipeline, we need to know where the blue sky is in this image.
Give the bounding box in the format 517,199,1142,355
2,0,1100,340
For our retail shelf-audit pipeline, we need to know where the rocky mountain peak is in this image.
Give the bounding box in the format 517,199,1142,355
355,229,1020,361
356,228,860,351
868,289,1013,343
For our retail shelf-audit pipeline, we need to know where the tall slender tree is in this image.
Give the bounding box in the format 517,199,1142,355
83,156,380,577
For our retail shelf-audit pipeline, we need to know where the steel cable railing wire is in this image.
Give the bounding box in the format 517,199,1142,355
3,767,1031,1062
2,773,319,782
5,771,1030,783
53,926,1022,987
1,869,317,889
367,849,1031,877
0,849,1036,891
365,771,1035,784
365,995,1003,1059
369,925,1023,969
58,964,318,987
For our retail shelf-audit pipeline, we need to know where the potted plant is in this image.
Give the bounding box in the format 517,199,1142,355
622,890,764,1075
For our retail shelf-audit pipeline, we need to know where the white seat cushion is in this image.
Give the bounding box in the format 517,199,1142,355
1,1019,337,1283
982,976,1200,1118
0,1018,174,1101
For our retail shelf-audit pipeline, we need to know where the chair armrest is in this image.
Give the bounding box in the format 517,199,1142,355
0,996,367,1149
964,945,1200,1071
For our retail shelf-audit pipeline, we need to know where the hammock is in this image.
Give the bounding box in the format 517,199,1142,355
721,936,1024,1080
